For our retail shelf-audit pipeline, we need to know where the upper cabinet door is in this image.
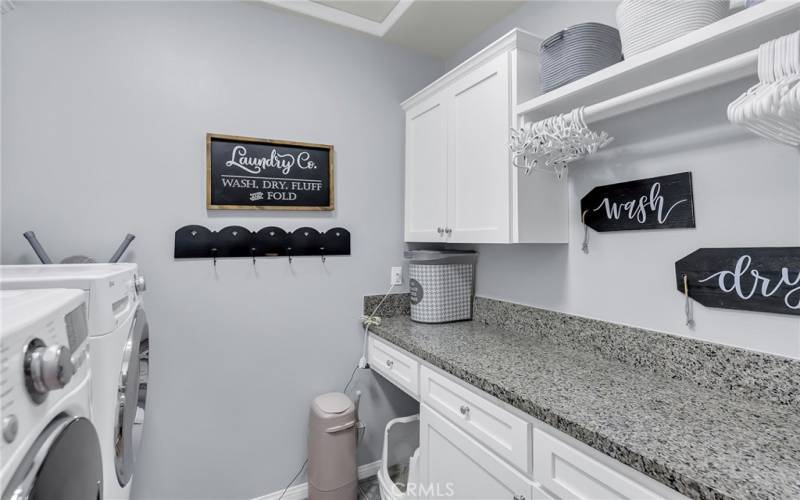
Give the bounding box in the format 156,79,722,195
447,54,511,243
405,95,448,242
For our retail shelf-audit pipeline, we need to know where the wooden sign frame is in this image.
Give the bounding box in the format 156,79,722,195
206,133,334,211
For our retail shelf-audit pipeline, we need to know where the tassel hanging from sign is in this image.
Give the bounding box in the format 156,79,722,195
581,210,590,254
683,274,695,328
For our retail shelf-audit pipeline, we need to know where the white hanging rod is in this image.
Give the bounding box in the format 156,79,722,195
582,49,758,124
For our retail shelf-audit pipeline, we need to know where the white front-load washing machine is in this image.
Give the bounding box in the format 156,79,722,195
1,288,102,500
0,264,150,500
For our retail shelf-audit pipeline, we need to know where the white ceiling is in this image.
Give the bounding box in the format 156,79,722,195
266,0,524,59
313,0,399,22
384,1,523,58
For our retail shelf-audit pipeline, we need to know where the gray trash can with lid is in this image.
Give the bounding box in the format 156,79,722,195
404,250,477,323
308,392,357,500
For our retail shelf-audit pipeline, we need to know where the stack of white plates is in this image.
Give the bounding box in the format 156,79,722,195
539,23,623,93
617,0,729,58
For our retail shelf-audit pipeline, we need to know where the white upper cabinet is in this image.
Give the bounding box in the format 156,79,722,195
402,29,568,244
405,95,449,242
448,54,511,243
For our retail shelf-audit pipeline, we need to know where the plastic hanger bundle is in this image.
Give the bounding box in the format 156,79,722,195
509,107,613,179
727,31,800,146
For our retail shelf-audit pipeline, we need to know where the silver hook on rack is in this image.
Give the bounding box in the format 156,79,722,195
581,210,590,254
683,274,695,328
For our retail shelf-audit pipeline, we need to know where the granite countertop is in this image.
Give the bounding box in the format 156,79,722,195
370,315,800,500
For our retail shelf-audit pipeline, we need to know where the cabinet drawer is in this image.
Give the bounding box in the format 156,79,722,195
533,483,557,500
533,429,660,500
420,366,530,471
368,335,419,398
420,404,534,500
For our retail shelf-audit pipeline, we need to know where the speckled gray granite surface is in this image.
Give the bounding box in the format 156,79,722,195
364,295,800,500
364,294,800,409
363,292,410,318
473,297,800,409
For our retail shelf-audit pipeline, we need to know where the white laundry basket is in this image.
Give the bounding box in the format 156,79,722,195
378,415,420,500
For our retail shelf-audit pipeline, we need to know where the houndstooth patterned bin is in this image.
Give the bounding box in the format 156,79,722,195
409,263,474,323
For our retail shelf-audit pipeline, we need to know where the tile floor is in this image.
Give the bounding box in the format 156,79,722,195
357,475,381,500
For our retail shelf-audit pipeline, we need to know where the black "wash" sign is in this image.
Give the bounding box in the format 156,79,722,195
676,248,800,316
206,133,334,211
580,172,695,231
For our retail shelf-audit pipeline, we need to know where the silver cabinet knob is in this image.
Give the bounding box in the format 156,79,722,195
513,495,526,500
385,359,394,368
134,274,146,294
445,228,453,235
459,405,470,416
25,339,74,402
437,227,444,235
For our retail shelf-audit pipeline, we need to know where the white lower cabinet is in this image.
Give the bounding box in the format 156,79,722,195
368,335,420,399
419,403,534,500
375,335,687,500
420,367,530,472
532,429,660,500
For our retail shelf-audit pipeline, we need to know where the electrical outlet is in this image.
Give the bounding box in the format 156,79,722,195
390,266,402,286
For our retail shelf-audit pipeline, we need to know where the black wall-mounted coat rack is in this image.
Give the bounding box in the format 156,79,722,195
174,225,350,260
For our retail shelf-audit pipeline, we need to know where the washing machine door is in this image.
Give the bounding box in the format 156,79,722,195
2,416,103,500
114,306,148,487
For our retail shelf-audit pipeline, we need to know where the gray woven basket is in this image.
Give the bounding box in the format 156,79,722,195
539,22,623,93
405,250,477,324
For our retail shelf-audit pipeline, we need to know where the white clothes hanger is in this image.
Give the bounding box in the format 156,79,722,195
728,31,800,146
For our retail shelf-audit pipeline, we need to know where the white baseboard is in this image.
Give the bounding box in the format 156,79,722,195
358,460,382,479
254,460,382,500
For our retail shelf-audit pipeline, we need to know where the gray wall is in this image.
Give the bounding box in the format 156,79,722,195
448,1,800,359
1,2,440,498
446,1,618,71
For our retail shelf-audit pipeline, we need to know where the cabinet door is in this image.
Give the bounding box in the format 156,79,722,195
419,404,533,500
533,429,660,500
405,95,448,242
447,54,511,243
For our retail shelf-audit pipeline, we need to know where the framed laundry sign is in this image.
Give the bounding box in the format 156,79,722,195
580,172,695,231
206,133,334,211
676,247,800,316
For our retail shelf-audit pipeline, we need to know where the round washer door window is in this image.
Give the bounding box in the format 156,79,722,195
115,306,149,487
2,416,102,500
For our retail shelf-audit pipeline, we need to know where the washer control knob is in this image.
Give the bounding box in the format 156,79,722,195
26,340,74,400
134,274,146,294
2,415,18,443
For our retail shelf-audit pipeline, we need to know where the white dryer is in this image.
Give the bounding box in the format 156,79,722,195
0,264,149,500
1,288,102,500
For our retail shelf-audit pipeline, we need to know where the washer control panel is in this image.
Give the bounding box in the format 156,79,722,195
0,289,91,475
24,338,75,403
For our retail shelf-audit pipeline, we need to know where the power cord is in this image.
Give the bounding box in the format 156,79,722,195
277,284,398,500
359,283,396,368
277,458,308,500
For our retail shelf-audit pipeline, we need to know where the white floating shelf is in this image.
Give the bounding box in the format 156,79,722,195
516,0,800,120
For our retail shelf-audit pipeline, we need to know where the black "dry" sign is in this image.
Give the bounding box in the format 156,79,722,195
676,247,800,316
